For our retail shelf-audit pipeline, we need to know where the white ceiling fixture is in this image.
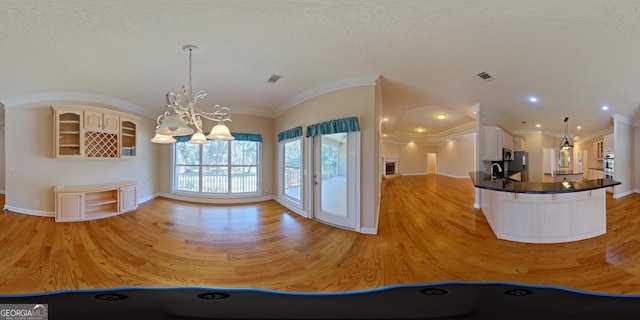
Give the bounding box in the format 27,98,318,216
151,45,234,144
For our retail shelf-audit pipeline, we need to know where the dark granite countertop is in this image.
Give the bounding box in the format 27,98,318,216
469,171,621,194
554,169,583,175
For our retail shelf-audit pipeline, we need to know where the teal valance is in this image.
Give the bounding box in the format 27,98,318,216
305,117,360,137
175,133,262,143
233,133,263,142
277,126,303,141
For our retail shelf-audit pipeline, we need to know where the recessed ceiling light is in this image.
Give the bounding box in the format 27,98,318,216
528,96,538,103
436,113,446,120
416,128,424,133
382,134,387,137
577,126,582,129
602,105,609,111
382,117,389,122
536,124,541,128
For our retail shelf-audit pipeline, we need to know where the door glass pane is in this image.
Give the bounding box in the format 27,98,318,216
283,139,301,202
320,133,347,217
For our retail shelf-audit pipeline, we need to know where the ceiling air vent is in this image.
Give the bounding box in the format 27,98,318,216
476,72,494,82
267,74,281,83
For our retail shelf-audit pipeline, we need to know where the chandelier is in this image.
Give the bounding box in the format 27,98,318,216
559,117,574,149
151,45,234,144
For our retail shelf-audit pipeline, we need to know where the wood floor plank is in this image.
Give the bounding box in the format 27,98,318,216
2,175,640,295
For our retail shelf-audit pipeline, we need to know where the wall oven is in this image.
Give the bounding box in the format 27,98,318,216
604,154,614,180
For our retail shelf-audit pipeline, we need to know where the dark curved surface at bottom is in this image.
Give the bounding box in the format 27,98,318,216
1,283,639,319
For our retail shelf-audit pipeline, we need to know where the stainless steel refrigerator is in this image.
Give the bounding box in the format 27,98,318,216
510,151,529,182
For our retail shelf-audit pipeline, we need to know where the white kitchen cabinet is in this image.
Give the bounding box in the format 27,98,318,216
502,130,514,151
482,126,513,161
603,134,614,154
482,126,500,161
514,136,526,151
479,188,606,243
588,169,604,180
593,139,604,160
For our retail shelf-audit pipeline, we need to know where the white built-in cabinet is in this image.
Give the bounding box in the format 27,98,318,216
514,136,526,151
482,126,514,161
480,188,606,243
52,105,139,159
593,139,604,160
603,134,614,155
588,169,604,180
54,181,138,222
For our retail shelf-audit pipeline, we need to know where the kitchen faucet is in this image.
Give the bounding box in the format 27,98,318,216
491,163,502,179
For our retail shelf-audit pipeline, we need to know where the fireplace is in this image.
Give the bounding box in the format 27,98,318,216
383,157,399,178
385,162,395,175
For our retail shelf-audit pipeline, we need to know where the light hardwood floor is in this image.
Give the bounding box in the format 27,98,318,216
2,174,640,295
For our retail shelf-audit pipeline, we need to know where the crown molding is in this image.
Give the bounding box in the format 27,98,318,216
612,113,635,125
382,121,475,145
275,75,380,116
1,91,155,118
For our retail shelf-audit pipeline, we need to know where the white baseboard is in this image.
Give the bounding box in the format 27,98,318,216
613,189,635,199
138,193,157,204
274,197,309,218
3,205,54,217
359,227,378,234
156,192,274,204
401,172,428,176
437,172,472,179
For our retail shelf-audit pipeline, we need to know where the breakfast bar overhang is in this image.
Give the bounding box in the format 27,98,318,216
470,172,621,244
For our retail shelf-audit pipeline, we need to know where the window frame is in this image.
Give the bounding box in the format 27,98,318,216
280,136,303,205
172,139,261,196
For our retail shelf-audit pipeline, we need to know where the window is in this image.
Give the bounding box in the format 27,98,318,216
173,140,259,194
282,138,302,203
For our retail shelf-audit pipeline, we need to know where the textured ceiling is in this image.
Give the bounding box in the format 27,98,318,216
2,1,640,143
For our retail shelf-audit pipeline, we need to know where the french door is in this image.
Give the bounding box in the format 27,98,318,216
312,132,359,229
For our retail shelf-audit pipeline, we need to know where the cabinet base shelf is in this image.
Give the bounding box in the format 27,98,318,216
54,181,137,222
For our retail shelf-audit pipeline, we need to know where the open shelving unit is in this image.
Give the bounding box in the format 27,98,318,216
54,181,138,222
57,112,81,157
120,119,137,157
84,189,119,218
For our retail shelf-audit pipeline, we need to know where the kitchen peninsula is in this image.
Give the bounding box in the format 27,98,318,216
470,172,621,244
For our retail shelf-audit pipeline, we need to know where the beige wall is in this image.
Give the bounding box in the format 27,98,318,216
0,124,5,192
437,134,475,178
636,125,640,192
427,153,436,173
381,141,437,175
274,85,378,231
614,118,634,196
4,102,157,215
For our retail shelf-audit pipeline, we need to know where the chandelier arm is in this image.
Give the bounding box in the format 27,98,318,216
198,106,233,122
